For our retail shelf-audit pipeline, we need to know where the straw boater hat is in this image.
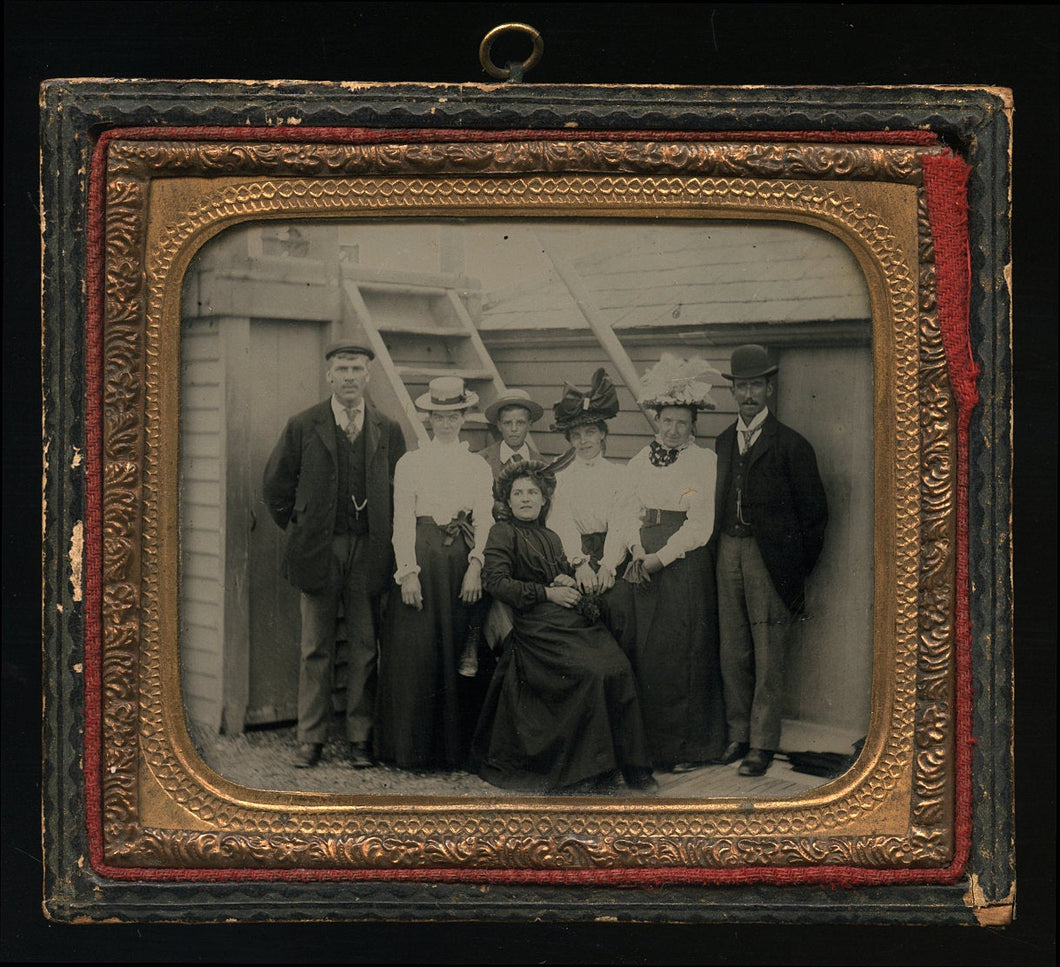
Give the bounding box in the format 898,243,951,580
414,375,479,411
550,368,620,432
324,340,375,361
483,388,544,425
722,344,778,381
636,353,723,412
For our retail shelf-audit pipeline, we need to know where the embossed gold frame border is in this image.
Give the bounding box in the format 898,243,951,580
91,134,961,882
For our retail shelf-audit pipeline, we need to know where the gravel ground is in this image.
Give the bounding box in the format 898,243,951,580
190,719,832,800
191,722,505,796
191,721,667,798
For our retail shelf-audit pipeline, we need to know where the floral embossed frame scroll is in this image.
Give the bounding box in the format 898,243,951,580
42,83,1012,925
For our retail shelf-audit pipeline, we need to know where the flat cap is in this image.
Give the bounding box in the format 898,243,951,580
325,340,375,361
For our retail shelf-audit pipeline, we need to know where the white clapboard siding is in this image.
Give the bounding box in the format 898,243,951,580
179,321,225,733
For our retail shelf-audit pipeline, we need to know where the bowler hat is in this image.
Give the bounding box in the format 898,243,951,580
723,344,778,380
414,376,479,411
325,340,375,361
484,388,544,425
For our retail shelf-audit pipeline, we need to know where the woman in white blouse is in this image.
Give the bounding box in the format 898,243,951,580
604,355,728,773
374,377,494,770
546,369,629,593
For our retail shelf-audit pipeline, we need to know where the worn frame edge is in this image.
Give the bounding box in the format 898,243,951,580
41,79,1013,924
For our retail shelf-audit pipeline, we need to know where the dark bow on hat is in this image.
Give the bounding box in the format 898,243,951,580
552,368,620,428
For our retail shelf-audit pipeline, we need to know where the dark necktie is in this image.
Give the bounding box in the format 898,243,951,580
740,429,756,454
508,452,523,464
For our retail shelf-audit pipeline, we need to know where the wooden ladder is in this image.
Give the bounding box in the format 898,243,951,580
338,265,510,449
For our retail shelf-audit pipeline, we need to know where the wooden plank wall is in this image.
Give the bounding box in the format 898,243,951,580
179,319,226,732
778,346,874,740
483,222,871,331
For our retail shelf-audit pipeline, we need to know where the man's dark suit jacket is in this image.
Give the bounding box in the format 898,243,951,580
713,412,828,615
262,399,406,595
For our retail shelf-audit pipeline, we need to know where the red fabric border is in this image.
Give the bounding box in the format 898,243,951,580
83,125,974,889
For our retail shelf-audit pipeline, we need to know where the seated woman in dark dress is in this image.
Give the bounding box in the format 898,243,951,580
471,461,656,795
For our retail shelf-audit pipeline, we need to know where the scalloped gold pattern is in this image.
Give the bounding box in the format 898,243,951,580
911,194,956,830
101,177,146,846
98,140,955,871
107,140,927,184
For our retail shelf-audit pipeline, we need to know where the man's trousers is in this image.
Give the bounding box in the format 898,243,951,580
716,532,793,752
297,533,377,745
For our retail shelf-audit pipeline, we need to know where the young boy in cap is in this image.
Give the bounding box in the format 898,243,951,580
478,388,544,477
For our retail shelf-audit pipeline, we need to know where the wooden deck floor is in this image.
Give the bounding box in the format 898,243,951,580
652,757,832,800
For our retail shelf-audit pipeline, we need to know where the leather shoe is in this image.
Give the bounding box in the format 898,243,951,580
347,740,374,769
623,767,659,791
670,761,705,774
293,742,322,768
627,777,660,795
716,741,749,766
738,748,775,777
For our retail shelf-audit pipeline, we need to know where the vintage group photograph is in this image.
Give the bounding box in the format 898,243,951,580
24,4,1028,939
178,215,874,801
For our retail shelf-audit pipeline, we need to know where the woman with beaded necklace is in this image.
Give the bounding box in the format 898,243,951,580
604,354,728,773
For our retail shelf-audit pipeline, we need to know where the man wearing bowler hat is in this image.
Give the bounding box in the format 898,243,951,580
263,341,406,769
713,344,828,777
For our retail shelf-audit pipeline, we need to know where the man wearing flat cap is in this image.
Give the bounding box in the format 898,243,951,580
263,341,406,769
714,344,828,777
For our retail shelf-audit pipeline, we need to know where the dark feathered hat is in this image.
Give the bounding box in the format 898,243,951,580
550,368,620,432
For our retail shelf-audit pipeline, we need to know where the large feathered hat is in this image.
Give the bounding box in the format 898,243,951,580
636,353,723,412
550,368,620,432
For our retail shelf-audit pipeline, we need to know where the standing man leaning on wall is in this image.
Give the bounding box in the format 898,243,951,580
714,344,828,777
262,341,406,769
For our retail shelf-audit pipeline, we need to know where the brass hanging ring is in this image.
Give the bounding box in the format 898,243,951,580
479,23,544,81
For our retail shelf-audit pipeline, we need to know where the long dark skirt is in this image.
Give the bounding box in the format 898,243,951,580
472,602,651,793
375,519,472,769
603,520,726,769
